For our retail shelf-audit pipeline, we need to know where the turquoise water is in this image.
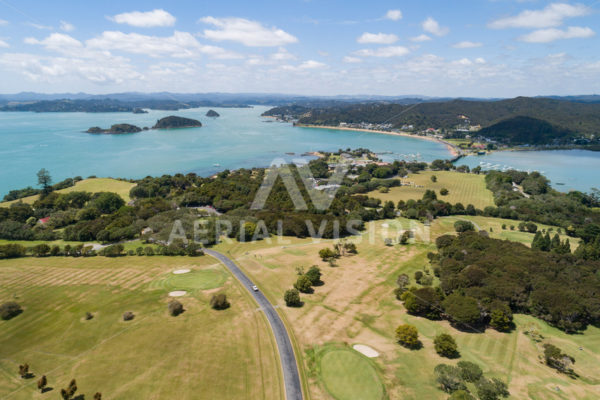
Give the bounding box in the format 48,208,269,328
459,149,600,193
0,106,451,197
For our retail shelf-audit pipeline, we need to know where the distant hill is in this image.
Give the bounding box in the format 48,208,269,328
477,116,573,145
152,116,202,129
206,109,220,117
283,97,600,141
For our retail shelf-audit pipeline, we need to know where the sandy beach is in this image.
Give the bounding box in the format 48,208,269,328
294,124,460,157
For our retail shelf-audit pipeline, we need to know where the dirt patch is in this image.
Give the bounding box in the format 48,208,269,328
173,269,191,274
168,290,187,297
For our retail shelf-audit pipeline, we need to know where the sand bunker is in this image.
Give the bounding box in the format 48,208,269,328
381,223,389,228
168,291,187,297
173,269,191,275
353,344,380,358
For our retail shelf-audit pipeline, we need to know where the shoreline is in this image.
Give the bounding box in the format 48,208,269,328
294,123,460,158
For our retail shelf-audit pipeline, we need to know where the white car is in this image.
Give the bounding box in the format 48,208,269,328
252,285,259,292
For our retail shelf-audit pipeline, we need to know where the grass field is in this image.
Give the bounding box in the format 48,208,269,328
316,344,385,400
0,256,283,400
212,220,599,399
368,170,495,210
1,178,136,206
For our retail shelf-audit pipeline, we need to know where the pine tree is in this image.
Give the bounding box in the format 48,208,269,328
37,375,47,393
550,234,561,250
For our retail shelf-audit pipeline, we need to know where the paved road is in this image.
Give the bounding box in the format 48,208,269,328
204,249,303,400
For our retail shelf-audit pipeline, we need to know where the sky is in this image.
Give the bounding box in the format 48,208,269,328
0,0,598,97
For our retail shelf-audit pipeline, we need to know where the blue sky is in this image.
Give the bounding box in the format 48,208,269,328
0,0,598,97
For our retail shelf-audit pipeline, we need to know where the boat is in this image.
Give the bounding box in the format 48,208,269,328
213,163,221,167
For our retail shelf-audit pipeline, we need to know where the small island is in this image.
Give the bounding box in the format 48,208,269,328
206,109,220,117
152,116,202,129
132,108,148,114
86,124,142,134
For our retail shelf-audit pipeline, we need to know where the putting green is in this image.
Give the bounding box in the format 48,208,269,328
319,347,385,400
156,268,228,292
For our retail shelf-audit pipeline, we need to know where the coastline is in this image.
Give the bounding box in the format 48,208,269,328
294,123,460,158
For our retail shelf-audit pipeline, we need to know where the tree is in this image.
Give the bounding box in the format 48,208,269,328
442,293,481,329
457,361,483,383
414,270,424,284
454,220,475,233
210,293,230,310
543,343,575,376
395,324,420,349
489,302,513,332
1,302,23,320
431,175,438,182
440,188,449,196
434,364,466,393
319,247,337,262
168,300,184,316
94,393,102,400
403,287,443,319
294,275,313,293
305,266,322,285
434,333,459,358
399,230,411,245
18,363,29,378
284,288,302,307
61,379,77,399
449,390,476,400
37,375,47,393
475,377,509,400
37,168,52,193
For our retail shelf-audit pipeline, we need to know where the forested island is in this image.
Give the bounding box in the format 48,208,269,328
86,124,142,134
152,116,202,129
206,109,220,117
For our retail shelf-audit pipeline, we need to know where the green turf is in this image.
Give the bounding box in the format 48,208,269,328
318,345,385,400
152,268,228,292
0,256,283,400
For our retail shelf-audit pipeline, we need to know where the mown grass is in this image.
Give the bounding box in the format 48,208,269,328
317,344,385,400
368,170,495,210
1,178,136,206
0,256,283,400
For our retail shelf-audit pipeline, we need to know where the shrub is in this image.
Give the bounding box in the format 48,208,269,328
123,311,135,321
434,333,459,358
395,324,420,349
449,390,475,400
434,364,466,393
0,302,23,320
85,312,93,320
440,188,449,196
94,393,102,400
284,289,302,307
294,275,313,293
414,270,424,283
543,343,575,376
305,266,322,285
210,293,230,310
318,247,337,261
168,300,184,316
475,377,509,400
144,246,155,256
454,220,475,233
420,275,433,286
457,361,483,383
37,375,47,393
489,301,513,332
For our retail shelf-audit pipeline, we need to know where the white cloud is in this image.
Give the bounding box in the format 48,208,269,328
0,19,8,26
110,9,176,28
298,60,326,69
200,16,298,47
271,47,296,61
26,22,52,30
25,33,83,56
422,17,449,36
317,50,329,57
357,32,398,44
453,41,483,49
410,34,432,42
60,21,74,32
0,52,142,84
385,10,402,21
519,26,594,43
475,57,486,64
0,39,8,48
354,46,410,58
343,56,362,63
489,3,589,29
87,31,240,59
